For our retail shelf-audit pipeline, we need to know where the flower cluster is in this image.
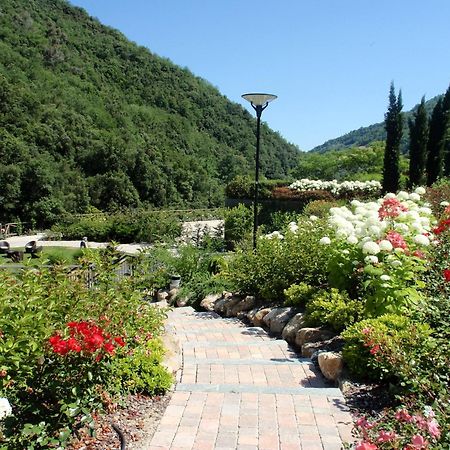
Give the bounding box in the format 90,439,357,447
0,397,12,420
49,320,126,358
354,405,441,449
289,178,381,196
324,188,434,256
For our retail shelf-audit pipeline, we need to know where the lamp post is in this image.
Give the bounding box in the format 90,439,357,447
241,93,277,250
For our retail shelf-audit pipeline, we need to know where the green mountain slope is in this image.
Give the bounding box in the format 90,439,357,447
0,0,299,224
312,95,442,153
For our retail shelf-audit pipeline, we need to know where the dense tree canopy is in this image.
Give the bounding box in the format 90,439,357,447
0,0,299,225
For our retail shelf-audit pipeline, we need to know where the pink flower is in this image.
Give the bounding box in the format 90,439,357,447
370,344,380,355
378,198,408,220
395,409,413,422
356,442,378,450
427,418,441,438
385,230,408,250
410,434,428,448
362,327,371,335
377,430,396,443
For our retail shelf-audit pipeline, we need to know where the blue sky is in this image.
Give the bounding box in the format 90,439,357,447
69,0,450,151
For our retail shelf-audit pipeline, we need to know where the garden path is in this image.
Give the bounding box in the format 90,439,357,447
149,307,353,450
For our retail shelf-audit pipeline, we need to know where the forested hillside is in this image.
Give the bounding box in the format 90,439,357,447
0,0,299,225
312,95,442,153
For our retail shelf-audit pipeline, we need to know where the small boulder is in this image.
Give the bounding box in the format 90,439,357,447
295,327,335,347
318,352,344,382
223,295,244,317
301,343,317,358
228,295,256,316
213,292,233,315
157,290,169,302
263,307,297,334
176,297,188,307
281,313,306,344
249,307,272,327
200,293,222,311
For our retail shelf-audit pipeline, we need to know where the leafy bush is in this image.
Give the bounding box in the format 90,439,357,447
224,204,253,250
423,179,450,217
225,176,288,199
304,288,363,332
111,338,172,395
283,283,316,308
271,187,335,203
341,314,434,381
0,248,171,448
226,217,331,301
303,199,343,218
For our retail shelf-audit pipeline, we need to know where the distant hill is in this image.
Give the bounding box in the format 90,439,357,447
0,0,299,225
311,95,442,153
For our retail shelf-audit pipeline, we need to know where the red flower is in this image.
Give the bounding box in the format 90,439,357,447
370,345,380,355
67,337,82,352
378,197,408,220
104,342,115,355
444,269,450,282
53,339,69,355
114,336,125,347
385,231,408,250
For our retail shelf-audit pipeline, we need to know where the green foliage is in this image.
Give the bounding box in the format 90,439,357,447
0,0,299,225
303,199,343,218
426,98,446,185
341,314,433,382
226,218,331,301
225,176,289,199
408,96,429,187
111,339,172,395
53,210,182,243
382,83,403,193
0,248,170,448
304,288,363,332
224,204,253,250
283,282,316,308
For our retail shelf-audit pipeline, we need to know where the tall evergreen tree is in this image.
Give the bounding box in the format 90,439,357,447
382,83,403,193
442,85,450,176
426,98,445,185
408,97,428,187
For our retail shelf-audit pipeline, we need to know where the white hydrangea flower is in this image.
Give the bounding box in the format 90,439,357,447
342,249,350,255
364,255,379,264
288,222,299,233
380,275,391,281
347,235,358,245
397,191,409,200
409,193,421,202
319,236,331,245
440,201,450,207
362,241,380,255
309,215,318,221
379,240,393,252
0,398,12,419
390,259,402,267
415,186,426,195
413,234,430,246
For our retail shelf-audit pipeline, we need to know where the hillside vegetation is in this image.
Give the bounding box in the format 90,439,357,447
312,95,442,153
0,0,299,226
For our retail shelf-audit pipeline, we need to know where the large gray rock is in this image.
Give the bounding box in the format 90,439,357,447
248,307,272,327
281,313,306,344
223,296,244,317
200,293,222,311
318,352,344,382
295,327,335,347
213,292,233,315
263,307,297,334
227,295,256,317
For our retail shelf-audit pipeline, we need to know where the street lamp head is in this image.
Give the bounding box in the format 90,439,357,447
242,93,277,107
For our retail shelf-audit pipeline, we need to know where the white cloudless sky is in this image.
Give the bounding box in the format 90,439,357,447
69,0,450,150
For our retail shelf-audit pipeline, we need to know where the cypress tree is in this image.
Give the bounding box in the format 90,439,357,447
382,83,403,193
408,97,428,188
426,98,445,185
442,85,450,176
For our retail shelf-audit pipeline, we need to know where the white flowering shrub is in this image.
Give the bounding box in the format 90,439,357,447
323,187,436,315
289,178,381,197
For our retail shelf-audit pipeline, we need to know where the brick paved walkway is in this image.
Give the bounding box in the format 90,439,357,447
149,307,354,450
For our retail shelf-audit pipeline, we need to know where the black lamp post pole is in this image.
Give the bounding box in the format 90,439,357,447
252,102,268,250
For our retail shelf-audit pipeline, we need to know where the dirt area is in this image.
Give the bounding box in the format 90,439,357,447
67,392,172,450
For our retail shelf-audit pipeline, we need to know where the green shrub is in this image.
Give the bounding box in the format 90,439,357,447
224,204,253,250
283,283,316,308
342,314,434,381
226,218,331,301
303,199,343,218
304,288,363,332
111,338,173,395
225,176,288,199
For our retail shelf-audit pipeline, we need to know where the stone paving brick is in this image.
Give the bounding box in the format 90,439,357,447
149,307,354,449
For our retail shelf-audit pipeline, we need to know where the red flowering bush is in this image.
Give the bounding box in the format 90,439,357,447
378,197,409,220
49,320,126,358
